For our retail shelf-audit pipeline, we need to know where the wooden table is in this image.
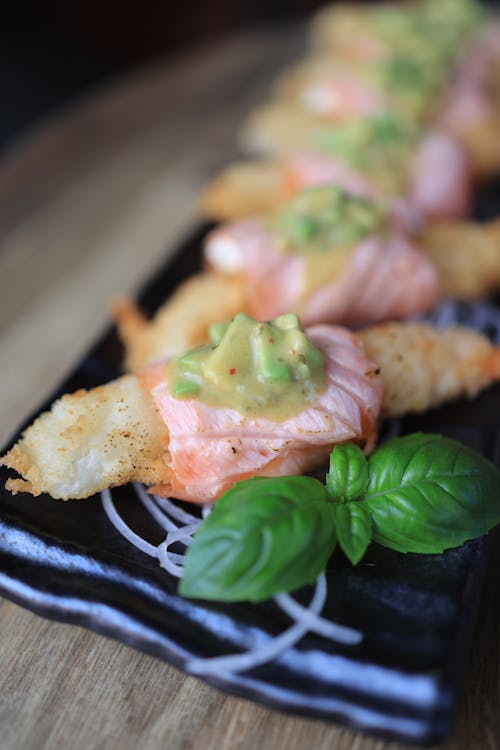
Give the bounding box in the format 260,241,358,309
0,26,499,750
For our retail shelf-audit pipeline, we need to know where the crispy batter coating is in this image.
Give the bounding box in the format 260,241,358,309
1,376,170,500
447,117,500,179
201,159,288,222
420,219,500,299
113,273,245,371
240,103,320,156
309,4,374,58
359,322,500,417
199,161,288,221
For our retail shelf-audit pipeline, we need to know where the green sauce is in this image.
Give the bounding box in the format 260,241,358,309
167,313,326,421
313,114,418,196
267,185,388,305
269,185,388,253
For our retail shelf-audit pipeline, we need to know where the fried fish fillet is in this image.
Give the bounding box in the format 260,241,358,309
115,214,500,372
2,376,170,500
2,321,500,501
200,142,470,224
113,273,245,371
199,160,290,222
419,218,500,299
359,322,500,417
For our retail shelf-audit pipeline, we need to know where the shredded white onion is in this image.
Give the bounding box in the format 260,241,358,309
134,483,180,532
157,540,186,578
185,574,328,675
275,591,361,645
101,489,157,558
100,486,364,675
154,494,203,525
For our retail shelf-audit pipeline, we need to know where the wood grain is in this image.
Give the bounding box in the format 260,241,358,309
0,24,499,750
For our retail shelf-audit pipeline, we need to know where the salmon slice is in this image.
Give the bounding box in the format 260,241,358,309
205,219,440,327
408,132,471,221
140,325,382,503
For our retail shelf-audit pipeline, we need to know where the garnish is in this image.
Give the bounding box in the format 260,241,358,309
180,434,500,602
363,433,500,553
179,476,334,603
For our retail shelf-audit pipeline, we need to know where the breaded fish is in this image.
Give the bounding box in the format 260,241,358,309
201,134,471,225
2,376,170,500
419,219,500,300
2,324,381,501
116,213,500,372
113,273,244,372
3,321,500,502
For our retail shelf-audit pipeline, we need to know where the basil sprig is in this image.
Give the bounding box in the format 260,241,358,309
180,434,500,602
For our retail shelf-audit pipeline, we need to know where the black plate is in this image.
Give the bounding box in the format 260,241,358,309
2,183,500,746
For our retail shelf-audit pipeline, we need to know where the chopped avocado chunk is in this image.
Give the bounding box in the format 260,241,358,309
209,321,230,345
178,345,213,369
173,378,201,397
166,312,326,421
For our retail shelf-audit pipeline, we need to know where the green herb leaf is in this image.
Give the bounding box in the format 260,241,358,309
363,433,500,554
326,443,368,502
331,502,372,565
180,476,336,602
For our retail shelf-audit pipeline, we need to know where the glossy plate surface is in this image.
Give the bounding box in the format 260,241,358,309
2,192,500,745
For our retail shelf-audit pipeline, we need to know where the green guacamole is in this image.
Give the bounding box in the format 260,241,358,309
266,185,388,305
167,313,326,421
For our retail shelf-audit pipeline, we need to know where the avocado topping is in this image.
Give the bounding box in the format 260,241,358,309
270,185,388,254
167,313,326,421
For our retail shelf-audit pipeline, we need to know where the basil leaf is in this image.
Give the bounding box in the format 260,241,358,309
332,502,372,565
180,476,336,602
326,442,368,502
363,433,500,554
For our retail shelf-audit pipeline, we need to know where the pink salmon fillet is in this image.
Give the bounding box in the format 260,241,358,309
140,325,383,503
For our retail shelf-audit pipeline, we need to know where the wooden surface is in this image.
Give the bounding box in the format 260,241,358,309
0,25,499,750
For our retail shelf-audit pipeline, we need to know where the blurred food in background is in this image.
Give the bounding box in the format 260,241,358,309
1,0,332,154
